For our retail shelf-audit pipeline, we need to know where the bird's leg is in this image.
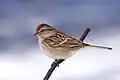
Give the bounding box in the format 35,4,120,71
51,59,59,67
55,59,59,67
55,59,58,62
52,59,65,67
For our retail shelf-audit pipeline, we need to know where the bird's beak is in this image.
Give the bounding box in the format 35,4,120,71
34,32,40,36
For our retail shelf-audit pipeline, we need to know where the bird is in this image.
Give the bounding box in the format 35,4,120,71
34,23,112,60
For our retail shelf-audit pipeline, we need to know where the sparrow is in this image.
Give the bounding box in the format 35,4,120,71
34,23,112,60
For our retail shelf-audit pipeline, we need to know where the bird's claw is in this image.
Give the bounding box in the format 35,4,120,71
51,59,59,67
53,61,59,67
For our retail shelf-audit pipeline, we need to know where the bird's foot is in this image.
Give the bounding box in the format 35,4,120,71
51,62,59,67
54,59,59,67
51,59,64,67
52,62,59,67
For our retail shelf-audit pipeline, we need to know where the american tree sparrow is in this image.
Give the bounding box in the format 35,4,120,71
34,23,112,60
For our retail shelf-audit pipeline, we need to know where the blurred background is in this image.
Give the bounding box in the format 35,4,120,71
0,0,120,80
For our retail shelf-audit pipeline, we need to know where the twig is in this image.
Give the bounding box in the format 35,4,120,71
43,59,65,80
79,28,90,41
43,28,90,80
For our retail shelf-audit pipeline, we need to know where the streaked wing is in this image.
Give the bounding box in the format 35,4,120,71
43,32,83,51
43,32,66,47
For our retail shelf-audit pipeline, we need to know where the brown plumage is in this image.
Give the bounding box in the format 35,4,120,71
34,23,112,59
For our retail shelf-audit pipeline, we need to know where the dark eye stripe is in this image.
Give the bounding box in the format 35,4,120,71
40,29,54,33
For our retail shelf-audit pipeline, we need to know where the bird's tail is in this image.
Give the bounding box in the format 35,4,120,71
85,43,112,50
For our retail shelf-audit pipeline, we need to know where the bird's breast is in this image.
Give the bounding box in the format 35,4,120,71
38,40,76,59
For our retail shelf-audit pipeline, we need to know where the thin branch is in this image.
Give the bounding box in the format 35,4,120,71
43,28,90,80
43,59,65,80
79,28,90,41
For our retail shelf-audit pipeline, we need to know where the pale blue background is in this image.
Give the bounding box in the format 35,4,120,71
0,0,120,80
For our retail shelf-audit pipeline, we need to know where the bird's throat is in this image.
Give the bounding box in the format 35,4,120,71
37,36,44,43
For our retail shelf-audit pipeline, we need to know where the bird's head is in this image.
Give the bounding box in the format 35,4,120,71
34,23,57,39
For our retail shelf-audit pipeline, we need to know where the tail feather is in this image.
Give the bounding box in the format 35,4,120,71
86,44,112,50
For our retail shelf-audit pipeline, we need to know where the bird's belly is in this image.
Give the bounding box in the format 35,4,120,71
39,43,75,59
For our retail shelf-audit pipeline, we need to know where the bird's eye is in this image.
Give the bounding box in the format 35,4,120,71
40,29,45,33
